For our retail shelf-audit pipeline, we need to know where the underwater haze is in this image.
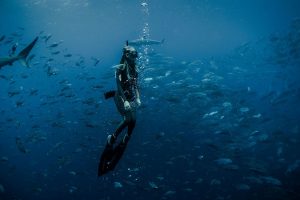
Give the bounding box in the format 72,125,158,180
1,0,300,199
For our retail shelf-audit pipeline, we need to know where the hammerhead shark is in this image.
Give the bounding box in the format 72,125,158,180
127,36,164,46
0,36,38,69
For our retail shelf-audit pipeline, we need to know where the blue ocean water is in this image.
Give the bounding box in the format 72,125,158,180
1,0,300,200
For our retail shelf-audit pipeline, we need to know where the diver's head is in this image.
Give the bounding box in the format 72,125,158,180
123,46,138,62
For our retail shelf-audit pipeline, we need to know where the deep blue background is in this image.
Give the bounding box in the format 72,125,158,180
1,0,300,200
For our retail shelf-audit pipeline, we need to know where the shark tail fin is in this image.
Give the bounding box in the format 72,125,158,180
18,36,39,67
161,39,165,44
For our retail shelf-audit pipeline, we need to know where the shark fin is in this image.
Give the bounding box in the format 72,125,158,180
17,36,38,63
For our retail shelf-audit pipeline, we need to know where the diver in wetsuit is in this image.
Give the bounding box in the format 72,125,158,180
98,45,141,176
107,45,141,145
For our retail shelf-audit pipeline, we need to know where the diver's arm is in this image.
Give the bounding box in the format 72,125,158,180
135,81,140,100
134,75,141,106
116,69,131,110
136,88,141,106
136,89,140,100
115,66,126,103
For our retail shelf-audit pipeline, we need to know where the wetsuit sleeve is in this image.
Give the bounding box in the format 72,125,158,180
133,69,139,90
134,70,140,99
115,67,126,102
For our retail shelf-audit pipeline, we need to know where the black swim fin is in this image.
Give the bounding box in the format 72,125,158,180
98,143,114,176
107,142,127,171
104,90,116,99
98,142,128,176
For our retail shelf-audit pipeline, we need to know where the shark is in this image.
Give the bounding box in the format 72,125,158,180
0,36,38,69
127,36,164,46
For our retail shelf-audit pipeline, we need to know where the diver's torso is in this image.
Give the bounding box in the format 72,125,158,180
119,63,137,101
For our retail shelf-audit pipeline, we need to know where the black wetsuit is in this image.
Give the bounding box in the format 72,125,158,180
113,62,138,143
98,61,139,176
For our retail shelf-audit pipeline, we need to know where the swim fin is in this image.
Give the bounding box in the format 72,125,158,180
98,142,127,176
98,141,116,176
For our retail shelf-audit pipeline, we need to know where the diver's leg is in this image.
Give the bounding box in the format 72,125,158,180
105,111,136,172
100,117,129,175
107,118,128,145
122,110,136,144
107,93,129,145
122,120,136,144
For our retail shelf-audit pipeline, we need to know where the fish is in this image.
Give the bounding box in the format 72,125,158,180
0,184,4,193
47,40,63,48
69,171,77,176
148,182,159,189
68,186,77,193
91,57,100,66
155,132,165,140
260,176,282,186
1,157,8,162
15,100,24,107
15,137,28,153
4,38,14,45
164,190,176,196
0,37,38,69
210,179,221,185
203,111,219,118
286,160,300,173
8,90,21,97
51,51,60,55
47,66,59,76
64,53,72,57
236,184,250,190
92,85,103,89
44,34,52,43
215,158,233,165
11,32,23,37
114,182,123,188
0,35,5,42
240,107,250,113
128,36,165,46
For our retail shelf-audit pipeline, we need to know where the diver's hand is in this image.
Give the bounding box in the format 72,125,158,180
124,100,131,111
136,98,141,107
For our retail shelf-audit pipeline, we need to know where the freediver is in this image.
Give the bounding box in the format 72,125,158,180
98,45,141,176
